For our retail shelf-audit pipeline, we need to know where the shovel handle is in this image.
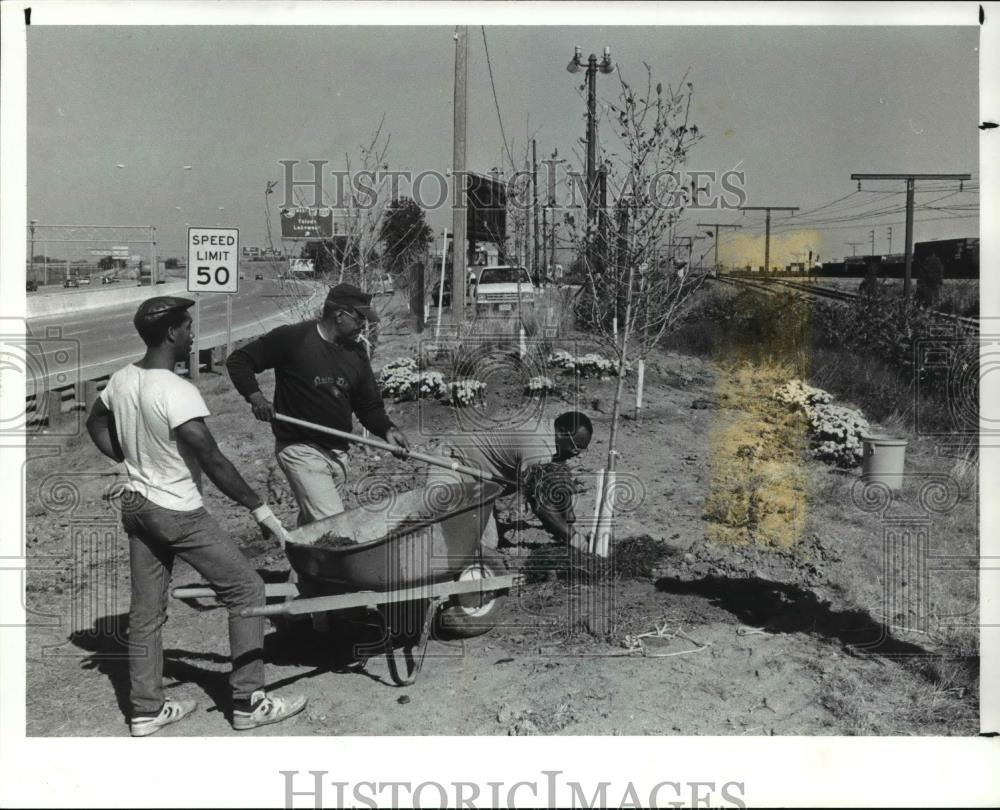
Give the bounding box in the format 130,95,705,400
273,413,512,487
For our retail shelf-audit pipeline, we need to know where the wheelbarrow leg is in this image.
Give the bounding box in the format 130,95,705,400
383,596,444,687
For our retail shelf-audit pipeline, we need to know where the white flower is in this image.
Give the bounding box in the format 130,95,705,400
526,376,558,395
444,379,487,407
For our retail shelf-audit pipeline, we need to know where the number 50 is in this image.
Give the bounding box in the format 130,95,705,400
196,266,231,285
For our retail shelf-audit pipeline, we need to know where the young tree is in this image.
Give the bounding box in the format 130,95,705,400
379,197,433,275
566,65,705,556
265,117,395,294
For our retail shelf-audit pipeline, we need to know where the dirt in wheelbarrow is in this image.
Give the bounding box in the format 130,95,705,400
22,337,979,737
313,533,356,549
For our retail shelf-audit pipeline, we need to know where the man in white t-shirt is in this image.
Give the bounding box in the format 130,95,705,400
87,296,307,736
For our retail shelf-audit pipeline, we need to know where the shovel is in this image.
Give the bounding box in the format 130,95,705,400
273,413,514,487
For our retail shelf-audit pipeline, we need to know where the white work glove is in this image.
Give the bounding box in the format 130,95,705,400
251,504,290,547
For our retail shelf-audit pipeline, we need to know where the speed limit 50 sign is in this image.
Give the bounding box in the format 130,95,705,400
188,227,239,293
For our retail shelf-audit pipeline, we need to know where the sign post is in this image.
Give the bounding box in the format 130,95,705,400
187,227,239,378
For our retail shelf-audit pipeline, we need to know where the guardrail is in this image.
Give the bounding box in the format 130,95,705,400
25,286,325,431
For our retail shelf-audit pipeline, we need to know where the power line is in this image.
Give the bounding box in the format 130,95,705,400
480,27,515,170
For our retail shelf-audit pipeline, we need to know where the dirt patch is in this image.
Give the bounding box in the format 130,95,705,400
23,322,978,737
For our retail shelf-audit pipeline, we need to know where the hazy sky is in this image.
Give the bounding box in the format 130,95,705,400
27,24,979,266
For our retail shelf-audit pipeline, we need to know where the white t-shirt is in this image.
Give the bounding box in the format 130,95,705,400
100,364,211,511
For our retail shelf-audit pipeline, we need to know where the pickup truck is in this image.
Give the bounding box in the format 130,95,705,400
473,265,536,315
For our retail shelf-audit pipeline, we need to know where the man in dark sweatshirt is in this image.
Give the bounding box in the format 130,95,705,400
227,283,410,525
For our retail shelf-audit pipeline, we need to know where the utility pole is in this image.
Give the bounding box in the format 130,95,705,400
850,172,970,296
869,229,876,257
531,139,540,284
697,223,743,274
887,226,893,255
845,241,864,256
547,148,562,274
738,205,799,273
541,205,548,279
451,26,469,323
567,46,614,235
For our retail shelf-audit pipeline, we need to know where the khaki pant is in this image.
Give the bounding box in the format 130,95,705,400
275,441,351,526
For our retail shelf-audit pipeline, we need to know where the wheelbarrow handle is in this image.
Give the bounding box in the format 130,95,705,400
273,413,514,487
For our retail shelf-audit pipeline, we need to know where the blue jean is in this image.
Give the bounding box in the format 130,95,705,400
121,496,265,714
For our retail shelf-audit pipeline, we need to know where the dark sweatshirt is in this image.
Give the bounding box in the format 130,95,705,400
226,321,393,452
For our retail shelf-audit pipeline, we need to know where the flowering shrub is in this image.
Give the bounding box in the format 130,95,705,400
772,379,869,467
806,403,870,467
574,353,617,379
376,358,448,401
525,376,559,396
546,351,628,380
415,371,448,399
548,350,576,371
773,380,833,409
443,379,487,407
376,358,419,398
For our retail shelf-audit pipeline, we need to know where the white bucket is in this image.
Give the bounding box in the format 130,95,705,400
861,434,908,491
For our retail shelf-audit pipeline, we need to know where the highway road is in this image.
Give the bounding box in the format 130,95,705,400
26,278,323,390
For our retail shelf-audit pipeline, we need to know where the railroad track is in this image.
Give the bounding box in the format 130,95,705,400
712,275,979,330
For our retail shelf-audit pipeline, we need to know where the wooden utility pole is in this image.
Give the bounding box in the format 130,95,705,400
850,172,971,296
739,205,799,272
845,241,864,256
547,148,562,275
532,139,540,283
451,26,469,324
541,205,548,279
697,222,743,274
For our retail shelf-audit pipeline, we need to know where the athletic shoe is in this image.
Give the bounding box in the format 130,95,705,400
231,690,308,731
130,698,198,737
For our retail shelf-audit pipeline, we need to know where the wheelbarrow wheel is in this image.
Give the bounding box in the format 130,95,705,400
435,551,509,639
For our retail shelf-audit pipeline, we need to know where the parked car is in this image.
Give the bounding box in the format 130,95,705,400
26,280,39,293
101,275,118,285
63,277,80,288
255,273,264,280
473,265,536,315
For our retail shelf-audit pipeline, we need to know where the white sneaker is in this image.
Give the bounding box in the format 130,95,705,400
130,698,198,737
232,690,308,731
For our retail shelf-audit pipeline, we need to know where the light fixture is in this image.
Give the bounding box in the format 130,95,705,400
600,46,614,74
566,45,582,74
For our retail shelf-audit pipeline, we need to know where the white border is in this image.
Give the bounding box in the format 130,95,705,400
2,3,998,808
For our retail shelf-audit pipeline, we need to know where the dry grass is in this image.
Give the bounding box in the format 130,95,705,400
820,658,977,735
704,361,811,549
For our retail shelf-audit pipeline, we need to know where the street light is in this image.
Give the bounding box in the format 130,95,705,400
566,45,615,232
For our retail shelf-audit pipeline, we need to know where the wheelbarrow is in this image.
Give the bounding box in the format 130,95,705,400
172,415,521,686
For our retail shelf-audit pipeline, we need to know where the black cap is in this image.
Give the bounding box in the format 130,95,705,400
325,283,380,323
133,296,196,331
